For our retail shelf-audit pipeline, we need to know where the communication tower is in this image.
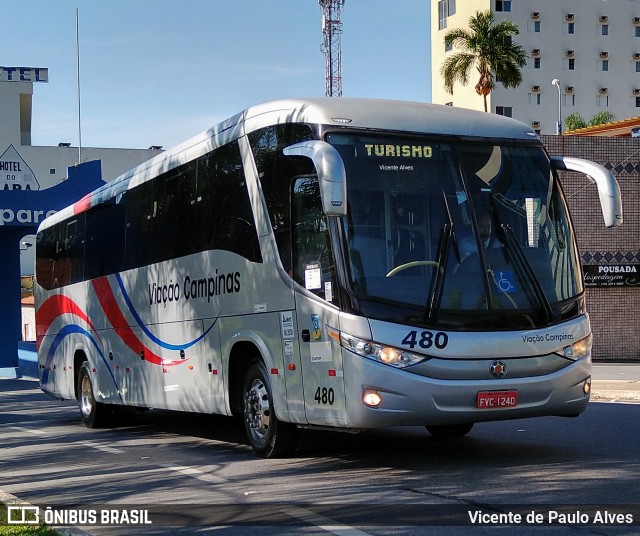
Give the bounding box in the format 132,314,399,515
319,0,345,97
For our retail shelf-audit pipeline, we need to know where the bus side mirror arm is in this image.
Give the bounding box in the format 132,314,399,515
551,156,623,228
283,141,347,217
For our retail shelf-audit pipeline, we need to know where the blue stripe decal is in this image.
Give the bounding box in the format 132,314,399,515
115,273,217,351
41,324,122,403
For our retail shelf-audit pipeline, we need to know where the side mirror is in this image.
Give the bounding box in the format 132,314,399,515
551,156,623,228
283,141,347,216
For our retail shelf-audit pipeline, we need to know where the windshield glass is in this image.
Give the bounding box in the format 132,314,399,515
326,133,583,330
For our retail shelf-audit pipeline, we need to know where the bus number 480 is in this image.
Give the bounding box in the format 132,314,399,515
315,387,335,405
401,330,448,350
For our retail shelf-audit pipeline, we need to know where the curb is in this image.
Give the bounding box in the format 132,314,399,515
591,380,640,402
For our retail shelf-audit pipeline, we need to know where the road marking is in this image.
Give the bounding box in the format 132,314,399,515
8,426,46,435
81,441,125,454
287,506,373,536
160,464,227,484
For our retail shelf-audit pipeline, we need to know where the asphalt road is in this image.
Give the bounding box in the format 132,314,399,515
1,376,639,536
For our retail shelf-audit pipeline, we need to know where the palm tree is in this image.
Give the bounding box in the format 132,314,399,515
441,10,527,112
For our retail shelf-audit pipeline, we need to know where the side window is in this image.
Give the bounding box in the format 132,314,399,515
249,124,315,273
197,142,262,262
291,176,336,303
125,179,154,270
84,199,126,279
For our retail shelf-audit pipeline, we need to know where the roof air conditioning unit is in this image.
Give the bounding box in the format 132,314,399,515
566,50,575,57
531,12,540,20
599,88,609,94
565,14,575,21
531,85,541,92
599,16,608,23
600,51,609,58
531,49,541,56
565,86,574,93
633,89,640,96
531,121,541,128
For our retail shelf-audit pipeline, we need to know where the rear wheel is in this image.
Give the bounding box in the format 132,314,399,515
243,361,296,458
77,362,111,428
426,423,474,439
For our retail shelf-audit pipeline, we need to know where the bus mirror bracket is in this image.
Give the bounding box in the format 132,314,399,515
550,156,623,228
283,141,347,216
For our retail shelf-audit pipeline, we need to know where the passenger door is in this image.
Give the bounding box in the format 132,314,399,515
291,176,348,427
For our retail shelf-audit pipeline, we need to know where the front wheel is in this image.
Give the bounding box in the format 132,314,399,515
426,423,474,439
77,362,111,428
243,361,296,458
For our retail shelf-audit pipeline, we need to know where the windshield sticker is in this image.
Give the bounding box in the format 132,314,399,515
493,270,516,293
304,262,322,290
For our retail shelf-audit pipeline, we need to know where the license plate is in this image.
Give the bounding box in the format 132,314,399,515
477,390,518,409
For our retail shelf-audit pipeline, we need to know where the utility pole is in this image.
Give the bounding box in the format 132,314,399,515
319,0,344,97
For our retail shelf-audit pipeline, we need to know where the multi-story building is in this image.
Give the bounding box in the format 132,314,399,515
431,0,640,134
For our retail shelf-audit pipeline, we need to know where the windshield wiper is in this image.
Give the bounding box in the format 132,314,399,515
499,224,556,323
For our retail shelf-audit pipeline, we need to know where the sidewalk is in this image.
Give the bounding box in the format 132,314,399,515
591,363,640,403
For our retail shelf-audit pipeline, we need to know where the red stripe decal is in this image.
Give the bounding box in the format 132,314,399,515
91,277,179,366
36,294,99,351
73,194,92,214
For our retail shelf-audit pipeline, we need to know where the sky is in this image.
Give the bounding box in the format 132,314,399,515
3,0,431,151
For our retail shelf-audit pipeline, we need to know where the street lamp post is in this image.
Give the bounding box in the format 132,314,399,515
551,78,562,134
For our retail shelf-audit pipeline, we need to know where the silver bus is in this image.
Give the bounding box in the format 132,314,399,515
35,98,622,457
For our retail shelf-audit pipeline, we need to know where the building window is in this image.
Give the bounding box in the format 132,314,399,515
636,96,640,107
529,93,541,105
445,41,452,52
534,21,541,32
438,0,447,30
568,58,575,70
534,57,541,69
562,94,576,107
447,0,455,16
495,1,511,12
597,95,609,107
636,61,640,72
636,26,640,38
568,22,575,34
602,59,609,71
495,106,513,117
601,24,609,36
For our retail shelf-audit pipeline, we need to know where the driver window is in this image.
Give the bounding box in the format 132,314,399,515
291,176,336,303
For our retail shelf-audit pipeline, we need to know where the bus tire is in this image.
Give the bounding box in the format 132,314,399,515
77,362,110,428
426,423,474,439
243,360,296,458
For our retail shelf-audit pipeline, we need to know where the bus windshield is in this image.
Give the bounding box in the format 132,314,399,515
326,133,583,330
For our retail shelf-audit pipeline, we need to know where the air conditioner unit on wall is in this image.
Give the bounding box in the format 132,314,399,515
531,121,541,128
566,50,575,57
600,51,609,58
634,17,640,25
599,88,609,94
531,12,540,20
599,16,608,23
531,49,541,56
634,53,640,60
633,89,640,96
565,86,574,93
531,85,541,92
565,14,574,21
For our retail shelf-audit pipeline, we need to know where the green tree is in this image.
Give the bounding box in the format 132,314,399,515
589,110,615,127
564,112,587,131
441,10,527,112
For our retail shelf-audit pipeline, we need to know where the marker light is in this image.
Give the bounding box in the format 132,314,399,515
340,332,429,368
561,334,593,361
362,389,382,408
583,378,592,395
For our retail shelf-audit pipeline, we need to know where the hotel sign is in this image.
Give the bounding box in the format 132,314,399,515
0,66,48,83
583,264,640,287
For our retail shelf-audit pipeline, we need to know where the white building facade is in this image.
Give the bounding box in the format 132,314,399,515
431,0,640,134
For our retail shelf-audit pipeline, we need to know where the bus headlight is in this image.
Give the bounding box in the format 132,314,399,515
340,332,428,368
561,334,593,361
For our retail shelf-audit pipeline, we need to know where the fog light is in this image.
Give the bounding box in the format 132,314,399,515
583,377,591,395
363,389,382,408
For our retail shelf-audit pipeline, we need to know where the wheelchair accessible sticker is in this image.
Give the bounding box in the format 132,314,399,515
493,270,516,293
